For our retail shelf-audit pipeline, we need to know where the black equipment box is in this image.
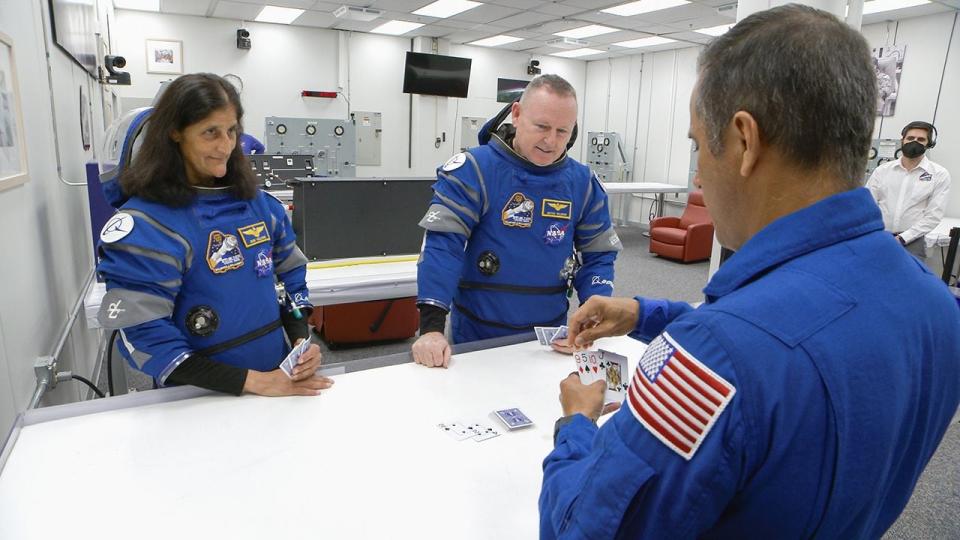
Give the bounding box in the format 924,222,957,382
249,154,319,190
290,177,434,260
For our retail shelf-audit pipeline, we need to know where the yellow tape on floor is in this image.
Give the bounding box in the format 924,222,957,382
307,255,419,270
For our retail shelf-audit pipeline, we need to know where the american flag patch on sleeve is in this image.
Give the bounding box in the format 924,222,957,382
627,332,736,460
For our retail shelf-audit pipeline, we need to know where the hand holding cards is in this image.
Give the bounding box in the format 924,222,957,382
573,349,628,404
279,338,312,378
535,325,568,346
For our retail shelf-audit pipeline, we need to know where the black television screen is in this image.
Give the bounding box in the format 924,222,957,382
497,78,529,103
403,52,471,98
49,0,99,78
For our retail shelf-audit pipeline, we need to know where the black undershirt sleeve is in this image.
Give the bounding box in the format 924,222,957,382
418,303,448,335
282,307,311,344
165,354,248,396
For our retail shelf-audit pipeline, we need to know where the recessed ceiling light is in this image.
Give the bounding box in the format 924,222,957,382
413,0,482,18
551,48,605,58
113,0,159,11
469,35,523,47
370,20,425,35
614,36,676,48
602,0,690,17
862,0,929,14
554,25,618,39
255,6,305,24
695,24,733,36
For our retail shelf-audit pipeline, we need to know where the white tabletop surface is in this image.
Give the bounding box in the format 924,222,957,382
85,256,418,328
0,336,647,540
602,182,686,194
925,217,960,249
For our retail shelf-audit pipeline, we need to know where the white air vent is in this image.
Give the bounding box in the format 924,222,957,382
334,5,382,22
546,37,590,49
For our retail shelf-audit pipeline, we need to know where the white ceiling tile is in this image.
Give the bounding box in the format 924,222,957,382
490,11,553,31
862,3,954,24
161,0,212,16
486,0,549,8
444,29,491,42
407,23,462,37
368,0,435,11
211,1,265,19
534,3,583,16
448,4,522,24
560,0,624,8
222,0,317,7
330,18,383,31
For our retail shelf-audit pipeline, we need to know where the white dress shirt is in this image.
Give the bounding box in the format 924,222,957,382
866,155,951,244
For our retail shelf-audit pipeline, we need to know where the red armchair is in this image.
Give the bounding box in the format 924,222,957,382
649,190,714,263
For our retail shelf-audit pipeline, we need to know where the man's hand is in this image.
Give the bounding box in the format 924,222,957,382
290,340,321,382
559,373,620,422
412,331,451,368
549,337,577,355
243,368,335,397
566,296,641,349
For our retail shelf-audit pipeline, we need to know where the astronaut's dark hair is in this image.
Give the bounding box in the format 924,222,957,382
121,73,257,206
694,4,876,188
521,74,577,103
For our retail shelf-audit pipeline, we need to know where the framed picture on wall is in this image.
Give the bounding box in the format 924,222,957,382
0,32,29,191
873,45,906,117
145,39,183,74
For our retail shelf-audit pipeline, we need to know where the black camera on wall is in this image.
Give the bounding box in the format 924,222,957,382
237,28,251,50
103,55,131,85
527,59,541,76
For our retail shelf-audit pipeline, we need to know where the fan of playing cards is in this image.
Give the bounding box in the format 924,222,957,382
573,349,628,403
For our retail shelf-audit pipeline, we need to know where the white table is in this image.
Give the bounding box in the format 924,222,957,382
602,182,688,224
925,217,960,250
0,335,647,540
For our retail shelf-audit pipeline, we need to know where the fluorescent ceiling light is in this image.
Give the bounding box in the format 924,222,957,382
862,0,929,14
113,0,159,11
602,0,690,16
413,0,482,18
614,36,676,48
551,48,605,58
469,35,523,47
695,24,733,36
555,25,617,39
370,20,425,35
255,6,305,24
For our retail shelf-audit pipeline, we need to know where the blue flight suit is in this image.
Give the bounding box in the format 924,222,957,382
540,188,960,539
417,132,621,344
96,188,311,384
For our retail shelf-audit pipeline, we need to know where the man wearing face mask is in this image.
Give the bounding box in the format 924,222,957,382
867,121,951,259
412,74,621,368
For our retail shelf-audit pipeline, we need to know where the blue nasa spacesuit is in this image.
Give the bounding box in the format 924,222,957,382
96,187,311,384
417,122,621,343
540,188,960,538
240,133,266,155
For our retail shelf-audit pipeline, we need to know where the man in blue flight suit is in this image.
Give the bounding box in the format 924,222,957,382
413,74,622,367
540,6,960,538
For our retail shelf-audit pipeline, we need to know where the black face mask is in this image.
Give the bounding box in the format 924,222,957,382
901,141,927,158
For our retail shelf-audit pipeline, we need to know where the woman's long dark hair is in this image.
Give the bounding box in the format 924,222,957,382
121,73,257,206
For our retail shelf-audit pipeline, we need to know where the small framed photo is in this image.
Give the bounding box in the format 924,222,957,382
0,31,28,191
145,39,183,74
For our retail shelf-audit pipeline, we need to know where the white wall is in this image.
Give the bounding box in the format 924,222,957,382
113,10,588,177
0,0,113,431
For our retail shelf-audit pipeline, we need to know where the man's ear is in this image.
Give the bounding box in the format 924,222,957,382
731,111,761,178
511,102,521,125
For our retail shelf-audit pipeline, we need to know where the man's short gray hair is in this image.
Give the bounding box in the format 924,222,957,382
520,74,577,104
695,4,877,188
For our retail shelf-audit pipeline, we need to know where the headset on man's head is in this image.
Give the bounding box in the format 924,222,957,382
477,96,579,151
901,121,938,148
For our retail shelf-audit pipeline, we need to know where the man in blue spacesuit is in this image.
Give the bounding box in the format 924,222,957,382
413,74,621,367
96,73,332,397
540,6,960,538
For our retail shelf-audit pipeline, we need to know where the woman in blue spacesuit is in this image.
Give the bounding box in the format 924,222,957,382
96,73,333,397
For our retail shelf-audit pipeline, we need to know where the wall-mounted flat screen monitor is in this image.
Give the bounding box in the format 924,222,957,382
497,78,530,103
49,0,99,78
403,52,471,98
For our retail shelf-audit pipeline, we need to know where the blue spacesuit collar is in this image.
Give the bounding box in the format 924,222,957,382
487,131,569,173
704,188,884,301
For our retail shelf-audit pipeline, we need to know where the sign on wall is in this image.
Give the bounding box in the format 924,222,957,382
873,45,906,117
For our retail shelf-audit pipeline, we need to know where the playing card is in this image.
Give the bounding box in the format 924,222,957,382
438,422,473,441
494,408,534,430
599,349,629,404
550,325,569,343
467,422,500,442
279,338,311,378
574,351,603,384
541,327,559,344
534,326,548,345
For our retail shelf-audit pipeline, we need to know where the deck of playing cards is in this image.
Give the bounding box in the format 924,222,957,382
493,408,534,430
574,349,629,403
535,326,568,346
279,338,312,378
